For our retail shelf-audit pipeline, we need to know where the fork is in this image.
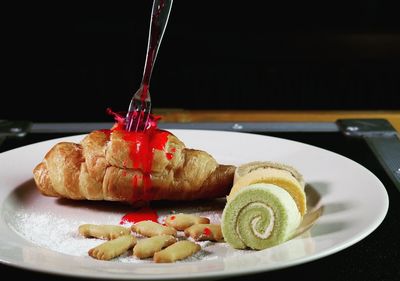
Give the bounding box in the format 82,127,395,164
125,0,173,132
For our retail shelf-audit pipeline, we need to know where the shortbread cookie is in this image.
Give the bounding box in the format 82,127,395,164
88,235,137,260
79,224,130,240
184,224,223,241
133,235,176,259
131,221,177,237
165,213,210,231
153,240,201,263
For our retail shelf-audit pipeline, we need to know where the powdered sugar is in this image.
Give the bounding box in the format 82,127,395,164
9,206,239,263
11,211,105,257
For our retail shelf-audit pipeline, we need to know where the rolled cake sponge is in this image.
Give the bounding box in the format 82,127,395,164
230,161,307,216
221,183,301,250
234,161,305,187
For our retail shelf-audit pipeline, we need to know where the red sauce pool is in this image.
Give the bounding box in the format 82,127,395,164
120,206,159,224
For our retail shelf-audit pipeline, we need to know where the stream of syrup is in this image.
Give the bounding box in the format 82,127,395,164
106,109,173,223
106,106,175,201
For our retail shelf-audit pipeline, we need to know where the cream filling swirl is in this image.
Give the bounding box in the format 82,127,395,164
236,202,275,240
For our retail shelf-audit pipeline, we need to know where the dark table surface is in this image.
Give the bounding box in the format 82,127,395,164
0,131,399,281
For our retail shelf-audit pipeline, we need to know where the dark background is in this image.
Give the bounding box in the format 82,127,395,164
4,1,400,122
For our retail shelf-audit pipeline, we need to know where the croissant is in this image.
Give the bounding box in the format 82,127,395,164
33,127,235,204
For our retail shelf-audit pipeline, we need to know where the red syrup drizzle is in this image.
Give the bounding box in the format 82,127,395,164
120,206,159,225
99,129,112,138
106,108,173,202
165,147,176,160
203,227,212,236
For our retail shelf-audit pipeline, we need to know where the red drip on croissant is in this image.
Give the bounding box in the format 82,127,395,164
203,227,212,236
107,108,172,202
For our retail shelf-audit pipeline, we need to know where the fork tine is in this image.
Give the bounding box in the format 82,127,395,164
136,103,151,131
134,109,144,132
125,100,152,132
125,111,133,131
126,96,140,131
125,87,152,132
140,108,151,131
125,107,137,132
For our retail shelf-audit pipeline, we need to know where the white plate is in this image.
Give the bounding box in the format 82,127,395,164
0,130,389,280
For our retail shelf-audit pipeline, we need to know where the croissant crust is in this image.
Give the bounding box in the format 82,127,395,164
33,130,235,203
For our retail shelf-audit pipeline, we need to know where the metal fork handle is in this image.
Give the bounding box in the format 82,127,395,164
141,0,173,88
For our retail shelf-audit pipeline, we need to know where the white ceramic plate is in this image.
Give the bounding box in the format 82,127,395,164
0,130,389,280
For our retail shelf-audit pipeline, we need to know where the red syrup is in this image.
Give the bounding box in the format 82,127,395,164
203,227,212,236
165,147,176,160
120,206,159,225
99,129,112,138
106,108,174,202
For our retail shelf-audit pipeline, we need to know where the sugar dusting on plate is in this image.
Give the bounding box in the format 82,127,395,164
12,212,104,257
9,208,244,263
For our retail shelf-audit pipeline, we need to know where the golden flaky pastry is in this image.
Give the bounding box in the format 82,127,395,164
33,129,235,204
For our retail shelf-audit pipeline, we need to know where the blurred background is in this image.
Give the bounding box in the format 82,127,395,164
4,1,400,122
